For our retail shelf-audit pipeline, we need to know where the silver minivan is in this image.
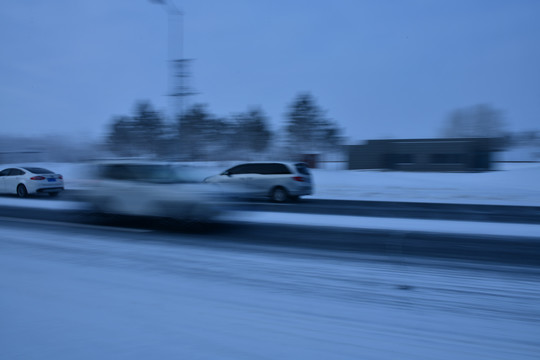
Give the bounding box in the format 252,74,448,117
204,162,313,202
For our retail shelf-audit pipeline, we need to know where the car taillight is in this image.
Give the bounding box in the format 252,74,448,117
30,176,45,180
292,176,305,182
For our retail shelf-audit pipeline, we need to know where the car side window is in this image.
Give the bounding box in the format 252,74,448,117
228,164,249,175
0,169,11,176
228,163,292,175
276,163,292,174
7,169,24,176
247,164,266,174
226,166,239,175
244,164,265,174
260,163,291,175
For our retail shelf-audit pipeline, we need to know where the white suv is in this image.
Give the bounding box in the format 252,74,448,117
82,161,228,222
204,162,313,202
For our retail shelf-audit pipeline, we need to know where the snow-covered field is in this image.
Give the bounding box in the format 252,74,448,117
313,162,540,206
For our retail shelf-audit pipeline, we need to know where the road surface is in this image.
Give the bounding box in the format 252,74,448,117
1,215,539,359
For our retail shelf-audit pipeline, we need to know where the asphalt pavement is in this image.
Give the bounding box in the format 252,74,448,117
0,202,539,267
59,189,540,224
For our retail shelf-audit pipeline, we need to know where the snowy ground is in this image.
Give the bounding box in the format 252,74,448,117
1,218,539,360
311,162,540,206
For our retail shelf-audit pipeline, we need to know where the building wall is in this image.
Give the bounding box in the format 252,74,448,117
348,138,495,172
348,141,387,170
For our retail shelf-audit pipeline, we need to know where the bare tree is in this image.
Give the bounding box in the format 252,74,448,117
442,104,506,138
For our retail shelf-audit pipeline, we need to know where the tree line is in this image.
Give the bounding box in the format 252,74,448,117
106,93,343,160
107,93,526,161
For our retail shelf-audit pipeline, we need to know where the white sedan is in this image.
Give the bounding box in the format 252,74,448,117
0,167,64,197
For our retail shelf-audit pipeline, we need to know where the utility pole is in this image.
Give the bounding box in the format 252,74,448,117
150,0,195,123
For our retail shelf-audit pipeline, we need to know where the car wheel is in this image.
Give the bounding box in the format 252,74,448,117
271,187,288,203
49,192,59,197
17,184,28,198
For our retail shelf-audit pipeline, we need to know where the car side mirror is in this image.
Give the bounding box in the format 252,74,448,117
222,171,231,177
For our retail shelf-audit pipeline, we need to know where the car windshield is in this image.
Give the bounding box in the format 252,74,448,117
22,167,54,174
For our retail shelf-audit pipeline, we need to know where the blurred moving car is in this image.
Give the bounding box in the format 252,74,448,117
0,166,64,197
204,162,313,202
82,161,229,222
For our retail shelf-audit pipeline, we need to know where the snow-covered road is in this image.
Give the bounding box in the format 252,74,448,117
1,162,539,359
1,218,539,360
2,195,540,238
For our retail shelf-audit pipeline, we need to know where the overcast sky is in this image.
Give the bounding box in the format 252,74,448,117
1,0,539,143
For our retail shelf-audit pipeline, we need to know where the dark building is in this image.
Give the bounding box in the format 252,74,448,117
348,138,500,172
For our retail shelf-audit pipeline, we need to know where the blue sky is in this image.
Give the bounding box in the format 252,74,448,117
1,0,539,143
